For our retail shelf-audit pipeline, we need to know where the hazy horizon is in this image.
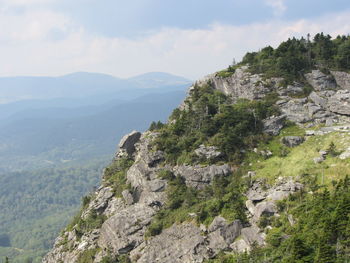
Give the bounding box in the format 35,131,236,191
0,0,349,79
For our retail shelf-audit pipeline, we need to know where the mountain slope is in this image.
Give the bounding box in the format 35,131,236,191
42,34,350,263
0,90,186,172
0,87,188,262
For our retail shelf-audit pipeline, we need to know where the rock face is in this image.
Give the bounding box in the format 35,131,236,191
173,164,231,189
43,132,236,263
263,115,286,136
193,66,350,127
117,131,142,157
44,65,350,262
195,66,276,101
328,90,350,116
98,204,156,254
134,223,208,263
305,70,337,91
331,71,350,90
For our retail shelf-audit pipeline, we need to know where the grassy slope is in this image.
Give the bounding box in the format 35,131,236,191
246,125,350,186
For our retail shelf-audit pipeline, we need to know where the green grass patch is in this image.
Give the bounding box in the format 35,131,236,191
252,131,350,186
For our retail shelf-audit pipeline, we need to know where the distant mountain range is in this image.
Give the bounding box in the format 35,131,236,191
0,71,190,172
0,71,191,104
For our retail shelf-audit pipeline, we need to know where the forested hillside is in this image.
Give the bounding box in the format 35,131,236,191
0,79,188,262
219,33,350,82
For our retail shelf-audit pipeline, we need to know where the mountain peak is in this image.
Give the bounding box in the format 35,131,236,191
127,71,192,88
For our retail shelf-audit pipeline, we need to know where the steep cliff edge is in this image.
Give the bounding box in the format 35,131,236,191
44,36,350,263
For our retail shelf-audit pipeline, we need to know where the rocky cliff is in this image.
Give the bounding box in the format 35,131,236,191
43,65,350,263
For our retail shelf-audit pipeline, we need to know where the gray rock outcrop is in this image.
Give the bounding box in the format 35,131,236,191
254,201,278,219
98,204,156,254
195,66,277,101
280,98,311,123
263,115,286,135
281,136,304,147
246,177,303,215
305,70,337,91
173,164,231,189
195,144,222,160
331,71,350,90
205,216,243,254
134,223,208,263
327,90,350,116
117,131,142,157
309,91,327,108
241,226,266,246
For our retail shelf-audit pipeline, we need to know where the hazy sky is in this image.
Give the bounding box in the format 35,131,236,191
0,0,349,79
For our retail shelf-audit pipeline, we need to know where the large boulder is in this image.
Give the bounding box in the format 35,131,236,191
280,99,311,123
117,131,142,157
305,70,337,91
247,178,303,203
263,115,286,136
241,226,265,246
246,180,267,202
331,71,350,90
195,66,274,101
173,164,231,189
98,203,156,254
208,217,242,253
281,136,304,147
254,201,278,219
134,223,209,263
327,90,350,116
82,187,114,218
266,178,303,201
208,216,242,244
309,91,327,108
277,83,304,96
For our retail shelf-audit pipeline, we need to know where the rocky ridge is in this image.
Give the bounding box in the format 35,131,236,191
43,66,350,262
195,67,350,129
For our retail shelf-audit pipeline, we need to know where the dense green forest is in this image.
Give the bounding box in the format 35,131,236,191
0,159,107,262
219,33,350,84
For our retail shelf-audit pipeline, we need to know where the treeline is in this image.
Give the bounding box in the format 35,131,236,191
240,33,350,83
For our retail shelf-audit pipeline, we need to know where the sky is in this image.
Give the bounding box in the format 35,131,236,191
0,0,349,80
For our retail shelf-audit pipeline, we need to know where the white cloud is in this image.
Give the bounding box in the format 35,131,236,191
0,8,349,80
0,10,73,43
0,0,55,6
264,0,287,16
